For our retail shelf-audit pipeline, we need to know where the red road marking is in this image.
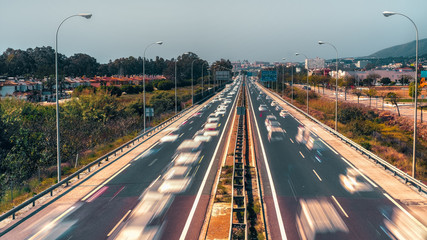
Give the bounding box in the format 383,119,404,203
87,186,109,203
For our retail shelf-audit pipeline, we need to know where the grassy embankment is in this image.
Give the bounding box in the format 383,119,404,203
275,86,427,182
0,85,203,214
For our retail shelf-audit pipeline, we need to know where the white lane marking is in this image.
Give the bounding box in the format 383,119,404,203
107,210,131,237
299,151,305,158
82,164,130,201
289,138,294,144
383,193,427,232
247,86,288,240
319,139,338,155
331,195,349,218
179,84,241,240
29,206,76,240
148,159,158,166
148,175,162,188
313,169,322,181
340,157,378,188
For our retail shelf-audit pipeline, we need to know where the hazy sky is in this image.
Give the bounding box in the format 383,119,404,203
1,0,426,64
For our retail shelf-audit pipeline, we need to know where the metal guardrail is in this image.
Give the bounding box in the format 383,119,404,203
261,84,427,195
230,85,247,239
0,86,226,224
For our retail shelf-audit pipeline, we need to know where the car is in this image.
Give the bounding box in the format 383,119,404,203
160,130,180,143
207,117,220,123
177,140,202,153
266,120,280,132
279,110,288,117
271,101,277,107
275,105,283,111
215,109,226,117
264,115,277,125
268,127,285,142
204,123,220,136
257,96,262,101
258,104,268,112
339,168,373,194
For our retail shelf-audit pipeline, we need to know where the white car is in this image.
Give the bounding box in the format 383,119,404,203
339,168,373,194
266,120,281,132
271,101,277,107
207,117,220,123
215,109,226,117
280,110,288,117
160,132,179,143
264,115,277,126
258,104,268,112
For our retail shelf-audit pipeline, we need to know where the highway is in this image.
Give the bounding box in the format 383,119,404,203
1,78,242,240
246,80,427,239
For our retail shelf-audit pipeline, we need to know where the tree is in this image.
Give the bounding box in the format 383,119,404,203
156,80,174,90
409,82,421,99
387,92,400,116
380,77,391,85
366,73,381,86
379,92,388,110
339,76,355,100
364,88,377,107
399,75,412,85
353,89,363,104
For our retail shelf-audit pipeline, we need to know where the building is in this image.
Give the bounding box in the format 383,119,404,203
305,57,325,70
333,69,415,84
355,60,370,68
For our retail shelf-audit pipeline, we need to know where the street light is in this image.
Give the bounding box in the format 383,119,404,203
143,41,163,133
190,59,197,106
201,62,209,96
174,58,178,114
383,11,419,178
281,58,286,96
284,58,295,104
55,13,92,182
319,40,339,132
295,53,310,114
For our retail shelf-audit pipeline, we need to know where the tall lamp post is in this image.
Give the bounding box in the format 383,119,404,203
55,13,92,182
383,11,419,178
319,41,339,132
281,58,286,96
190,59,197,106
201,62,208,96
284,58,294,104
174,58,178,114
295,53,310,114
143,41,163,133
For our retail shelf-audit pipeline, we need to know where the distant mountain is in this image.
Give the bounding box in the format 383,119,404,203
369,38,427,58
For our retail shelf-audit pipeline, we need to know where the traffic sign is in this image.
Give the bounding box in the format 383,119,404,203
261,70,277,82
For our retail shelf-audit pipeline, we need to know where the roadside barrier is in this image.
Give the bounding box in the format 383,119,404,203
0,86,227,224
262,85,427,195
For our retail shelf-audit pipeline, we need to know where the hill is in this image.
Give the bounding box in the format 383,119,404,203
369,38,427,58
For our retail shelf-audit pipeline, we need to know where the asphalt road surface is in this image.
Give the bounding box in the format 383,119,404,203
247,80,427,240
1,78,242,240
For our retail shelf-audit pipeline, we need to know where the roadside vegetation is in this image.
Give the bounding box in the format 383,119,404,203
0,78,227,213
273,85,427,182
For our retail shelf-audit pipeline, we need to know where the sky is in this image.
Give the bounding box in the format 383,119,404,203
1,0,426,64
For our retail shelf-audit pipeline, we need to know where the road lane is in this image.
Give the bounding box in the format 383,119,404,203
247,80,427,239
1,80,241,240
